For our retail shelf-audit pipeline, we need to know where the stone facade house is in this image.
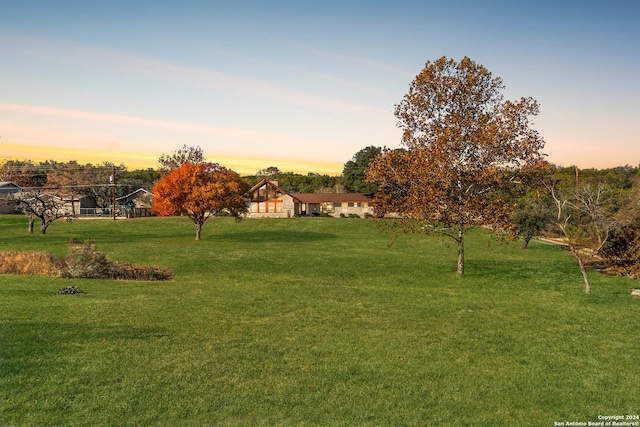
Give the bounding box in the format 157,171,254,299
248,179,375,218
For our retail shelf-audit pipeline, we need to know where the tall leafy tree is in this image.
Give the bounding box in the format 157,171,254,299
601,217,640,279
119,168,161,193
367,57,545,275
600,180,640,278
512,199,550,249
342,146,381,193
152,162,248,240
158,145,205,176
256,166,283,179
0,159,43,187
248,170,342,194
46,161,126,209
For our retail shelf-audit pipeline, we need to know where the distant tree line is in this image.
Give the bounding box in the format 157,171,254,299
0,145,383,199
4,143,640,287
0,159,161,206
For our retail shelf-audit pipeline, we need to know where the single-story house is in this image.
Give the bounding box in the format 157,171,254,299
1,183,83,216
76,188,153,217
78,196,100,215
0,181,21,194
116,188,154,218
0,181,22,214
247,179,375,218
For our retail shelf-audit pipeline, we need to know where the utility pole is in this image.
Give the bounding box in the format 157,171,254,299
576,166,580,226
111,166,116,221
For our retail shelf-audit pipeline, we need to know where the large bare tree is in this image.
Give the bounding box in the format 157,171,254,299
547,178,620,294
367,57,545,275
13,189,73,234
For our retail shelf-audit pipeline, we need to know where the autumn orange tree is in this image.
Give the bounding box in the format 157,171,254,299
152,162,249,240
367,56,545,275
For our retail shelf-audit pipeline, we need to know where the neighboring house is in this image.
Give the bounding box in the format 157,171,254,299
75,188,153,217
16,192,77,217
0,181,21,214
247,179,375,218
1,183,81,215
116,188,154,218
0,181,21,194
78,196,100,215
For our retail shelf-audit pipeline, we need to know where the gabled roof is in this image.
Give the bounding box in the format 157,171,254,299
116,188,153,202
248,178,287,194
0,182,22,193
250,179,373,204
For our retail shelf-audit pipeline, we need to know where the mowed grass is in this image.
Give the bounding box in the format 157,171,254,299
0,215,638,426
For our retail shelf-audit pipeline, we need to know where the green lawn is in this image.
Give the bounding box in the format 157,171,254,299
1,215,638,426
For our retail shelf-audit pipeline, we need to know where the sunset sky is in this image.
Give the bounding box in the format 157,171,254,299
2,1,639,175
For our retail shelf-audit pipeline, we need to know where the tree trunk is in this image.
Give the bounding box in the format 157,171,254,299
195,222,202,240
456,229,464,276
40,220,50,235
576,256,591,294
28,216,34,234
521,237,531,250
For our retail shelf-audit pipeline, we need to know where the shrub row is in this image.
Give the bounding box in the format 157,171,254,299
0,251,66,277
0,240,172,281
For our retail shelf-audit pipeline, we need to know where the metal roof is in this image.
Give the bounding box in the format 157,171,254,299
0,182,21,193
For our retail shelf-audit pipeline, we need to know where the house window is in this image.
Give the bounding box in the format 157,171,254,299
334,202,343,209
257,187,266,201
348,202,359,208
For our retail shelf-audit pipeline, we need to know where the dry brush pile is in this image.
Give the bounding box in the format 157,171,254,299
0,239,172,281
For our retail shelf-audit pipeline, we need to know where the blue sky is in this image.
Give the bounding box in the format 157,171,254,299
1,0,639,174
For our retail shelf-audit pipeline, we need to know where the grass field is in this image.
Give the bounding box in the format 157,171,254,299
1,214,638,426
